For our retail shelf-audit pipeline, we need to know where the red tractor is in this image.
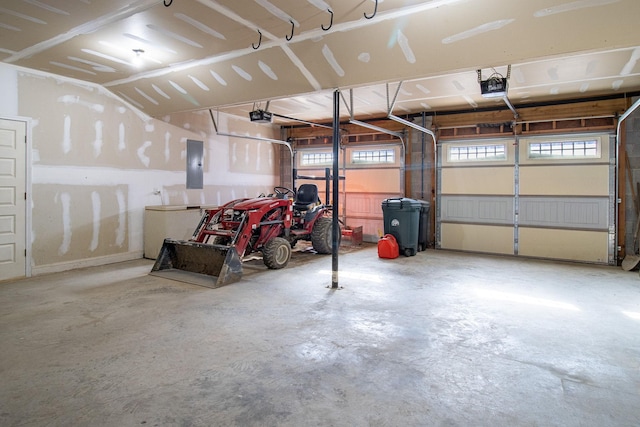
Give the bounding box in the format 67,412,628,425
151,184,336,288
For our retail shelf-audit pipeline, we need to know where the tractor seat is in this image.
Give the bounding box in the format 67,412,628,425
293,184,320,211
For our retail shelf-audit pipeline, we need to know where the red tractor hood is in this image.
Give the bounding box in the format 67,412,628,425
230,197,291,211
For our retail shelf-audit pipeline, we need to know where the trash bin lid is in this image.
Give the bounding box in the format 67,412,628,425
382,197,422,209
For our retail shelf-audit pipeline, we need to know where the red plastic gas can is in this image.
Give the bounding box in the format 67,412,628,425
378,234,399,259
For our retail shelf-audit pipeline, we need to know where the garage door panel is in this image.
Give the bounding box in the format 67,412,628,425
438,133,613,264
441,167,514,195
519,228,609,263
520,197,608,230
347,192,389,219
345,192,397,241
345,169,400,193
352,219,385,241
441,223,513,255
296,144,402,243
519,165,609,196
441,196,513,225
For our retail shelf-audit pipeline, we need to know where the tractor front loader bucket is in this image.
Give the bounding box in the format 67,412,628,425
150,238,243,288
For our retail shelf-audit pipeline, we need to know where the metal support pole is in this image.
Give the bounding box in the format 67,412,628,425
325,167,330,206
292,168,297,190
331,90,340,289
421,112,426,200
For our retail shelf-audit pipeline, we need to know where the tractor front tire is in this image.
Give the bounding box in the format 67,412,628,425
263,237,292,269
311,216,335,254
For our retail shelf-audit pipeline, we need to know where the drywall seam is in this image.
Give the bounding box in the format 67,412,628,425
62,115,71,154
93,120,103,157
118,123,126,151
137,141,153,167
10,63,153,123
107,0,466,87
115,188,126,247
90,191,101,251
58,192,71,255
322,44,344,77
31,165,273,185
5,0,159,63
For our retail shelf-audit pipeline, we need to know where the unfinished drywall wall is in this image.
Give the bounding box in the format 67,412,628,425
162,109,282,205
0,65,18,117
11,68,278,275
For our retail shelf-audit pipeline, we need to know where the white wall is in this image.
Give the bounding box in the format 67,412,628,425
4,65,279,275
0,64,19,117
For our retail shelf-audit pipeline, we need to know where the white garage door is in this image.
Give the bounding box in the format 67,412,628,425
295,144,402,242
437,133,615,264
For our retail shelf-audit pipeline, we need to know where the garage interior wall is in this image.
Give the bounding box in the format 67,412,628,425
289,96,633,264
2,57,636,275
0,64,279,277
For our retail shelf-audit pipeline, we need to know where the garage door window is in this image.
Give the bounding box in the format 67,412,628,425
528,139,599,159
301,152,333,166
351,149,395,164
448,144,506,162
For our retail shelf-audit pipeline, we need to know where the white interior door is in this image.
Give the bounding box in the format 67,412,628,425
0,119,26,281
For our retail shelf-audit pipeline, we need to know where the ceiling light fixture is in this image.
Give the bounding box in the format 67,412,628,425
132,48,145,67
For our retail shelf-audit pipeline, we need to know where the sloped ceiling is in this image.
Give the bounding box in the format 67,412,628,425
2,0,640,124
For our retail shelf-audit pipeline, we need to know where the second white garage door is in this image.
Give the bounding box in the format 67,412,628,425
437,133,614,264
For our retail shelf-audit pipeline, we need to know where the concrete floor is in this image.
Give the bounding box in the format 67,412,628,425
1,245,640,427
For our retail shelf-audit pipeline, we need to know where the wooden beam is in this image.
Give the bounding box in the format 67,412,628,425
286,118,405,139
432,98,627,130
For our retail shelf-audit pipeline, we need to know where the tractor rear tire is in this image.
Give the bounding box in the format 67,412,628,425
263,237,291,269
311,216,335,254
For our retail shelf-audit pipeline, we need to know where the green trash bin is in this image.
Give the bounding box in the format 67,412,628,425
381,198,422,256
417,200,430,252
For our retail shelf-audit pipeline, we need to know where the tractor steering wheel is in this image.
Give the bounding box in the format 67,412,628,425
274,186,295,198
